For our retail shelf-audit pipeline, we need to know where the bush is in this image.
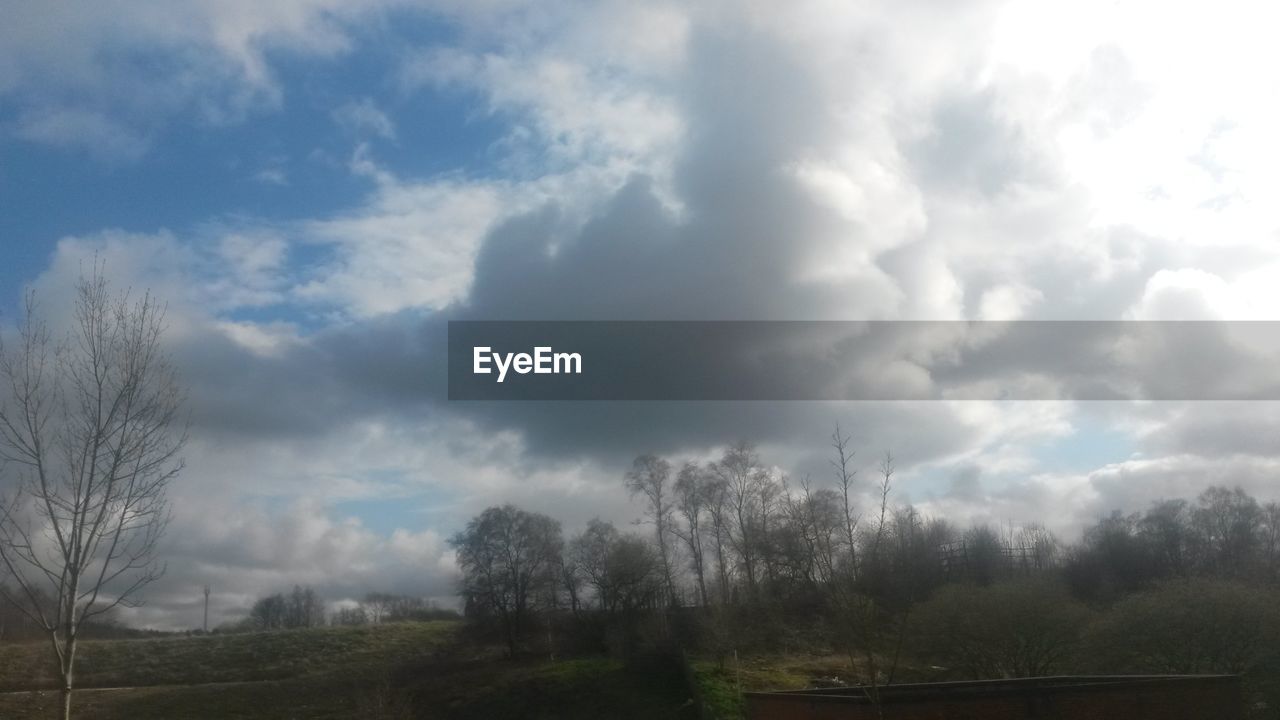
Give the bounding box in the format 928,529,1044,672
1086,578,1280,675
910,579,1091,678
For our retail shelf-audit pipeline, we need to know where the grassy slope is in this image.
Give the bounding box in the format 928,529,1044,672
0,622,456,719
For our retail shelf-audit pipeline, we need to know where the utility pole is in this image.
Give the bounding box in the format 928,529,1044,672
203,585,211,633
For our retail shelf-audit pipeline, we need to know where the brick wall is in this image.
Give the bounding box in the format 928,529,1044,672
745,675,1243,720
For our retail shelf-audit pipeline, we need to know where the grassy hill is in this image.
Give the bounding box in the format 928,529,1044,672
0,622,456,719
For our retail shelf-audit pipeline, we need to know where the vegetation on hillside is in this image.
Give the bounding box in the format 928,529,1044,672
0,622,456,719
445,435,1280,716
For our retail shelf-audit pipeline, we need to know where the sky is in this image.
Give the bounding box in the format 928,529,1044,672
3,0,1280,629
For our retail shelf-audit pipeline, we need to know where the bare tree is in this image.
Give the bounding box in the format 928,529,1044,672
830,425,862,577
286,585,326,628
869,451,894,564
758,471,784,588
1193,486,1262,577
1014,523,1060,572
1262,502,1280,581
558,549,583,615
823,440,901,715
673,462,710,607
451,504,562,656
571,520,660,615
363,592,396,624
571,519,618,612
0,271,184,720
333,605,369,626
624,454,678,606
250,593,289,629
704,477,734,604
857,452,897,705
787,477,841,587
714,442,768,598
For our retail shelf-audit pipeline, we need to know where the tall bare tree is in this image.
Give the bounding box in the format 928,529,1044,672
785,477,841,587
830,425,860,578
714,442,767,598
624,454,678,606
704,476,734,604
673,461,710,607
1262,502,1280,582
0,271,185,720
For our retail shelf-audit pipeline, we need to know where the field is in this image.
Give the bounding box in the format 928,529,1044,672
0,622,452,719
0,622,701,719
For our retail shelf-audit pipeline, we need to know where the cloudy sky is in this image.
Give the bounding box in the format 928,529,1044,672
4,0,1280,629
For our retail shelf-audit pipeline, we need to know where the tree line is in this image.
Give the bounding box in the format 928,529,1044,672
234,588,459,632
450,430,1280,705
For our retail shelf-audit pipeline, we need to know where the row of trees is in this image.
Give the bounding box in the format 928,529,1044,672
240,587,458,631
615,438,1280,616
451,431,1280,697
1067,486,1280,601
451,504,678,655
450,434,1043,662
332,592,457,626
617,438,1058,614
246,585,327,630
613,436,1073,625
